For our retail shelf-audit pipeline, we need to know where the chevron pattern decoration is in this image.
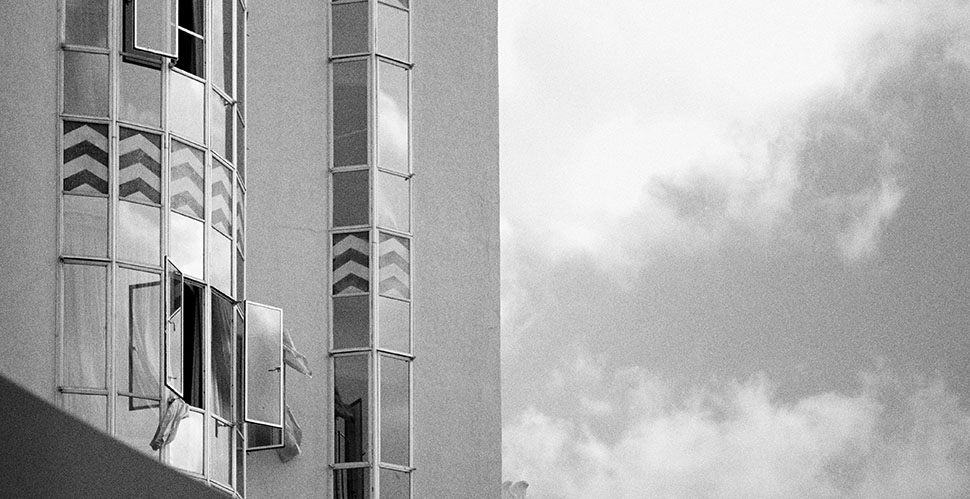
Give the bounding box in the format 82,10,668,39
333,232,369,295
235,182,244,252
118,128,161,205
170,140,205,219
211,163,232,236
63,121,109,195
379,233,410,300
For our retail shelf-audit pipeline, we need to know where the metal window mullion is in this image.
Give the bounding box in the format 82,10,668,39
106,0,120,434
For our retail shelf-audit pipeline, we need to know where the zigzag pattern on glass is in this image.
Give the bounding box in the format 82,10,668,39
170,140,205,219
379,233,410,300
119,128,162,205
333,232,369,295
211,162,232,236
235,182,244,252
63,121,109,195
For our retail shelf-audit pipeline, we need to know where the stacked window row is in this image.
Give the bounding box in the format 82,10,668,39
330,1,413,498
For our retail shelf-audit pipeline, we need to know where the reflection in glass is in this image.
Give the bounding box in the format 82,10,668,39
333,295,369,350
236,250,245,300
380,469,410,499
63,194,107,257
133,0,177,57
115,395,160,458
334,468,370,499
66,0,108,48
211,0,234,95
168,409,204,473
170,72,205,144
211,161,233,236
246,303,282,427
378,63,409,174
170,140,205,219
115,269,161,398
118,201,160,265
210,417,233,486
235,432,245,495
334,355,368,463
333,232,369,296
333,61,368,167
119,128,162,204
333,170,369,227
379,297,409,353
377,172,409,231
170,213,204,279
236,113,246,181
63,264,106,388
332,2,368,55
380,356,409,465
235,181,245,252
377,3,408,62
379,234,410,300
63,393,107,431
120,61,161,127
211,92,233,161
63,51,109,117
211,292,234,420
210,229,233,296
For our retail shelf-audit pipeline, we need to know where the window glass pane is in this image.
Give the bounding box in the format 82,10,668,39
236,250,245,300
180,284,205,408
333,170,369,227
170,72,205,144
333,61,368,167
211,293,234,419
66,0,108,47
179,0,204,33
63,121,109,196
334,356,368,463
332,2,368,55
63,51,109,117
166,262,184,398
378,297,408,353
380,356,409,465
63,264,106,388
211,417,233,486
176,30,204,76
335,469,370,499
378,63,408,175
118,201,160,265
119,128,162,204
116,269,161,397
211,92,233,161
63,393,107,431
212,161,233,236
333,232,369,296
246,303,282,427
235,432,245,494
236,113,245,181
170,212,204,279
211,0,234,94
63,194,107,257
116,395,160,458
377,4,408,62
379,234,409,300
380,469,410,499
235,181,245,253
247,423,282,449
381,0,409,8
120,61,161,127
377,172,409,232
209,226,231,296
168,409,204,473
236,2,245,114
333,295,369,350
134,0,177,57
170,140,205,219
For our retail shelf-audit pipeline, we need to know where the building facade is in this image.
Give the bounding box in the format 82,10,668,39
0,1,500,497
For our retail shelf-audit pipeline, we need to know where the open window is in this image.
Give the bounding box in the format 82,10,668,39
131,0,178,58
165,259,184,398
245,301,284,450
165,259,205,408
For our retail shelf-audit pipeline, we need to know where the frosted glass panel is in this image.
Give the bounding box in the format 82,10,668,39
63,51,109,117
63,264,106,388
170,72,205,144
378,62,409,174
377,171,409,231
63,194,107,257
332,2,368,55
115,269,161,398
333,61,368,167
333,295,369,350
120,62,161,127
63,394,107,431
379,297,409,353
377,3,408,62
170,212,204,279
380,356,409,465
333,170,369,227
66,0,108,48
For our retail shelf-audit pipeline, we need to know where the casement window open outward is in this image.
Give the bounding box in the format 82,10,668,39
132,0,178,58
245,302,285,450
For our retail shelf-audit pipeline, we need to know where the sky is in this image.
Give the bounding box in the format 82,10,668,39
498,1,970,497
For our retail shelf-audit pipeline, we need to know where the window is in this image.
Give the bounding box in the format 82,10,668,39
175,0,205,76
245,302,284,450
132,0,178,58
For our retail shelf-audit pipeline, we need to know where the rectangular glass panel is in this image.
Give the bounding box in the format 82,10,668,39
334,355,368,463
332,2,368,55
168,409,204,473
235,432,245,494
63,393,107,431
247,423,282,449
245,302,283,427
211,0,234,94
118,201,160,265
377,3,408,62
333,61,368,167
211,292,234,419
115,395,160,458
170,213,204,279
377,172,409,232
210,228,232,302
63,264,106,388
175,30,204,76
333,170,369,227
119,128,162,205
63,51,109,117
380,356,409,465
212,161,233,236
66,0,108,48
333,295,369,350
379,233,409,300
378,297,408,353
235,181,245,253
210,417,233,486
236,250,245,300
170,140,205,219
134,0,177,57
380,469,410,499
166,261,184,398
63,194,107,257
170,72,205,144
335,469,370,499
236,2,245,114
120,61,162,127
333,232,369,295
378,63,409,174
116,269,161,397
63,121,109,196
236,113,245,181
211,92,233,161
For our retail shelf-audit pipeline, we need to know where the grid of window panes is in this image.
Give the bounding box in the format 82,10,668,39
331,1,412,497
58,1,247,496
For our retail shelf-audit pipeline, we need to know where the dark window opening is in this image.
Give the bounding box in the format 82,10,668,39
176,0,204,76
181,281,205,408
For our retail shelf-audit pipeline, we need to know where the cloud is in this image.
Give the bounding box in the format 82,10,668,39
503,367,970,499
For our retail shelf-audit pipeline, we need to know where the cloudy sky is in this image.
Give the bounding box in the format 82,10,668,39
498,0,970,497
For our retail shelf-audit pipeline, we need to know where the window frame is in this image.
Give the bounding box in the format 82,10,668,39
131,0,179,59
244,300,285,451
